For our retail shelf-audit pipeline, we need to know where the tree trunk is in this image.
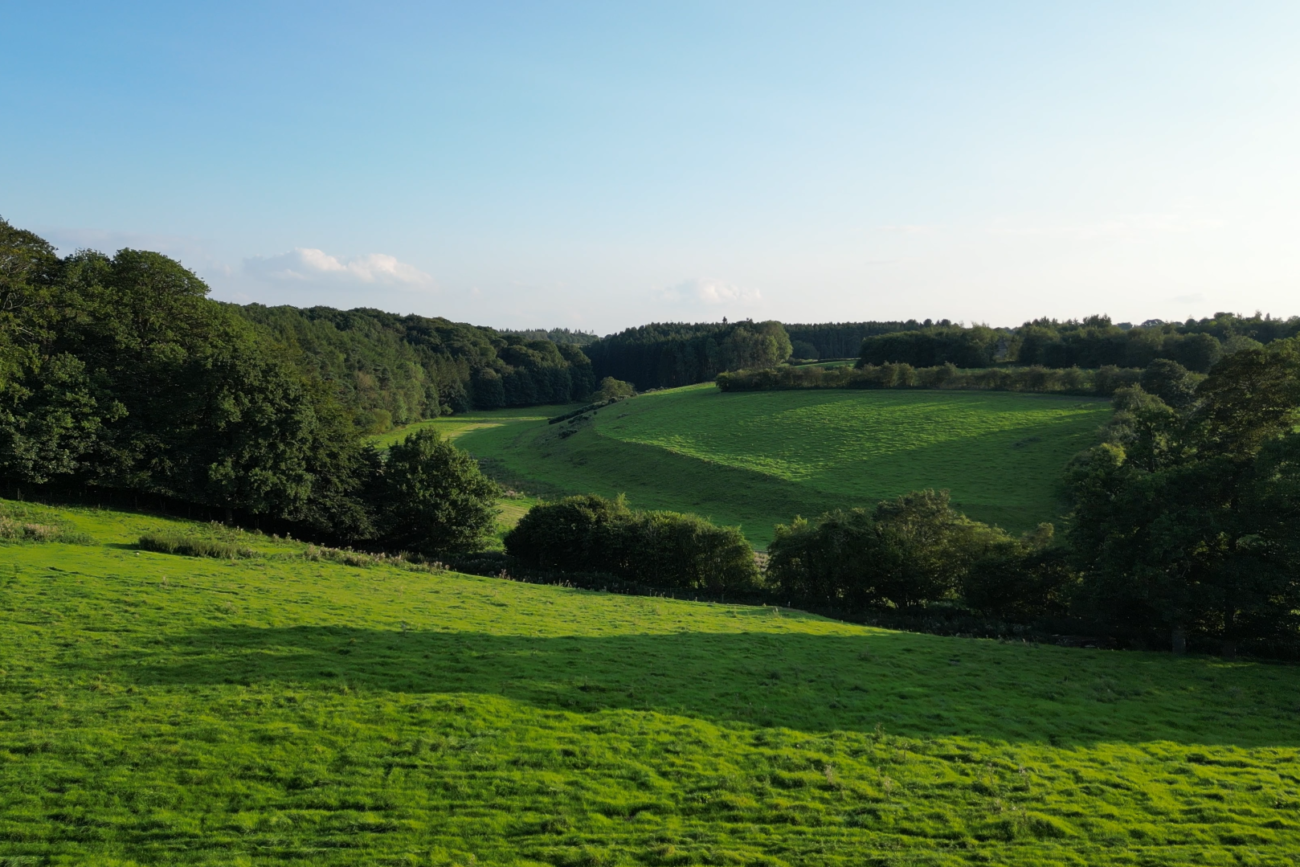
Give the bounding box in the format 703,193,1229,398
1171,629,1187,655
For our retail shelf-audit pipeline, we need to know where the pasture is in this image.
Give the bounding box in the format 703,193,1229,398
451,385,1112,546
2,499,1299,865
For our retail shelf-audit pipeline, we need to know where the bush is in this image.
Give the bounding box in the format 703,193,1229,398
138,533,256,559
505,494,761,593
593,376,636,402
0,516,92,545
767,490,1014,611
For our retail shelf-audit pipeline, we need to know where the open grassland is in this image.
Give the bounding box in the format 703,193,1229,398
369,404,582,450
456,386,1111,546
3,500,1300,866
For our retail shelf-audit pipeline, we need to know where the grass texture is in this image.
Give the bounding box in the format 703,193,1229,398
452,386,1111,546
3,499,1299,865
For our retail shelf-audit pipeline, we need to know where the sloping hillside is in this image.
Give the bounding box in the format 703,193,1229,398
2,500,1298,865
451,385,1111,545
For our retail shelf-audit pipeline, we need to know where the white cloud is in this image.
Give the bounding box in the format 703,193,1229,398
659,278,760,305
243,248,435,290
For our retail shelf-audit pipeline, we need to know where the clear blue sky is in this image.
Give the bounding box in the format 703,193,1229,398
4,1,1298,333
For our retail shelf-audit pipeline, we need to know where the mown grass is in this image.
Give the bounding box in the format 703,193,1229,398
2,499,1299,865
455,386,1111,546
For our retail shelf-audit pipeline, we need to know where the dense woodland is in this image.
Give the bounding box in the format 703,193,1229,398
581,320,792,390
233,305,596,429
784,320,934,359
0,219,503,547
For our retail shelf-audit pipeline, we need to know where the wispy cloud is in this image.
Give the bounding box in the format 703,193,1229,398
658,278,760,305
243,248,435,290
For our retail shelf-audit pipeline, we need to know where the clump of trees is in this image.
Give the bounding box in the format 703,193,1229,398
505,494,760,593
766,491,1072,620
1065,337,1300,655
584,320,792,390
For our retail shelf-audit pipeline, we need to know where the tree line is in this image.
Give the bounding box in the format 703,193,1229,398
233,305,596,431
783,320,937,360
583,320,793,390
717,361,1149,397
857,314,1299,373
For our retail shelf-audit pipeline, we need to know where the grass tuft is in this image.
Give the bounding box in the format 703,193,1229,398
138,532,257,559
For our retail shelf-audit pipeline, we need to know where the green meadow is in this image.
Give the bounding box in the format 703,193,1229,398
444,385,1111,547
4,499,1299,866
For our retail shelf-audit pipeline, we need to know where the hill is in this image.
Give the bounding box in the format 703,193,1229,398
444,385,1111,546
3,499,1299,865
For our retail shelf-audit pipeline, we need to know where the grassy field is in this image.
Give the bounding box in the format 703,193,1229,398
4,499,1300,865
451,386,1111,547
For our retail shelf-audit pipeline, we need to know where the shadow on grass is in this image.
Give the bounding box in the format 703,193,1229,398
106,625,1299,747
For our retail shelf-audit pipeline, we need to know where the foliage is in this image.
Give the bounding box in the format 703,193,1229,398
857,313,1300,374
376,429,502,555
784,319,937,358
592,375,635,401
584,319,791,390
5,500,1300,865
0,242,376,537
234,304,597,419
767,490,1017,611
1065,338,1300,654
498,326,599,345
505,494,761,592
718,361,1143,396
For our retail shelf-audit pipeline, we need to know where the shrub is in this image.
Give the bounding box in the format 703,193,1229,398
0,517,92,545
138,533,256,559
767,490,1010,611
505,494,761,593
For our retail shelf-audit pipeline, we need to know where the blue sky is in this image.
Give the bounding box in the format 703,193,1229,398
4,2,1299,333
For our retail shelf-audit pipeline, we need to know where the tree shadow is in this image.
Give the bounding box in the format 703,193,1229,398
102,624,1300,747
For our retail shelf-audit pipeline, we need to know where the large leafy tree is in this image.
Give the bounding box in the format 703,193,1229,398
377,429,501,555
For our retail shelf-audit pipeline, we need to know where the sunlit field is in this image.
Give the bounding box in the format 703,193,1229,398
3,500,1297,865
451,385,1111,546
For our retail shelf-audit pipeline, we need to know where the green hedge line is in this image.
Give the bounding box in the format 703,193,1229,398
716,362,1143,396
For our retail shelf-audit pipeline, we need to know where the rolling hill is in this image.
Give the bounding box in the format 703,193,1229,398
428,385,1112,547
